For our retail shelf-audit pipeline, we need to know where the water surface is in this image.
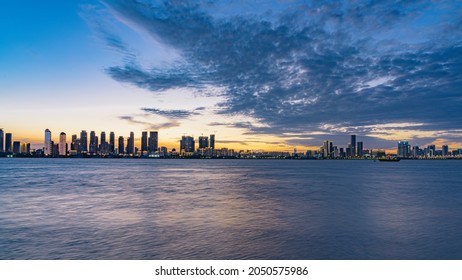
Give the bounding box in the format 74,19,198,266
0,158,461,259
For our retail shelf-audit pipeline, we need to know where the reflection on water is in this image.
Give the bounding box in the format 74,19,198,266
0,158,461,259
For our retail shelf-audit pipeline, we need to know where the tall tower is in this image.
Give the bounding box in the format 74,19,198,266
141,131,148,152
210,134,215,150
100,131,107,154
80,130,88,153
118,136,124,155
0,128,4,153
44,129,52,156
357,141,363,157
5,133,12,153
109,132,115,154
397,141,410,158
127,132,135,155
59,132,67,156
149,131,158,153
350,135,356,157
90,131,97,154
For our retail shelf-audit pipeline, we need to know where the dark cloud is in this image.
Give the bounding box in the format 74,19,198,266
142,107,204,118
99,0,462,146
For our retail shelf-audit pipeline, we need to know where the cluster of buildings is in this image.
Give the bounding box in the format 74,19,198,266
0,129,31,156
397,141,462,158
42,129,163,157
308,135,372,159
1,128,461,159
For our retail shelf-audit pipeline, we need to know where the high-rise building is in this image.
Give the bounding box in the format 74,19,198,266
210,134,215,150
350,135,356,157
100,131,107,154
126,132,135,155
442,145,449,156
323,140,333,158
109,132,115,154
397,141,410,158
180,136,195,154
141,131,148,152
59,132,67,156
357,141,363,157
0,129,4,152
44,129,52,156
148,131,158,153
5,133,12,153
13,141,21,154
199,136,209,149
80,130,88,153
90,131,97,154
118,136,124,155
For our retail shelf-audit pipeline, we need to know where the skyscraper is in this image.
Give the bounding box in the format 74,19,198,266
180,136,195,154
100,131,107,154
80,130,88,153
13,141,21,155
350,135,356,157
0,129,4,152
398,141,410,158
442,145,449,156
148,131,158,153
141,131,148,152
59,132,67,156
199,136,209,149
90,131,97,154
44,129,52,156
118,136,124,155
109,132,115,154
5,133,12,153
210,134,215,150
357,141,363,157
127,132,135,155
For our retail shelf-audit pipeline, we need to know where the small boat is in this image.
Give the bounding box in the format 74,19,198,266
378,157,400,162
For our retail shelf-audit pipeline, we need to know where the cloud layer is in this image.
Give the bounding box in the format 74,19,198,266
95,0,462,146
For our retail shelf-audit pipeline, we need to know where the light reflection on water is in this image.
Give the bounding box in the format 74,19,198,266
0,158,461,259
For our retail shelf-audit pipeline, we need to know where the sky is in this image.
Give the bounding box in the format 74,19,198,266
1,0,461,152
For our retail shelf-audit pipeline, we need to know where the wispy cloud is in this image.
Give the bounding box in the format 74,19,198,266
119,115,179,130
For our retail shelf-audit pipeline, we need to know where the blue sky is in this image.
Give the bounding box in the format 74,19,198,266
1,1,462,151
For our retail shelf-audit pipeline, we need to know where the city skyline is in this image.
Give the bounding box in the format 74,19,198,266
1,127,461,159
1,1,461,152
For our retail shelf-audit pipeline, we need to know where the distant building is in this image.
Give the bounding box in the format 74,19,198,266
350,135,356,157
210,134,215,149
44,129,52,156
80,130,88,153
160,146,167,156
89,131,97,154
126,132,135,155
13,141,21,154
180,136,195,154
100,131,107,154
0,129,4,152
59,132,67,156
412,146,420,158
109,132,115,154
323,140,333,158
148,131,158,153
397,141,410,158
442,145,449,156
199,136,209,149
357,141,363,157
141,131,148,152
5,133,12,153
118,136,124,155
